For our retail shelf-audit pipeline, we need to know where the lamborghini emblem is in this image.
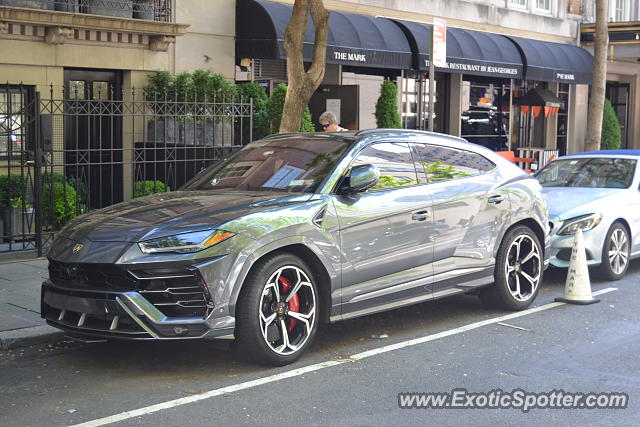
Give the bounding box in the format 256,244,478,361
72,243,84,253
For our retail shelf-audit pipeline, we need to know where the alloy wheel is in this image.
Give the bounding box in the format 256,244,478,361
258,265,316,356
505,235,541,302
608,228,629,276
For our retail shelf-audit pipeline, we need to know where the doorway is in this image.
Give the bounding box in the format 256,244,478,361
63,69,123,209
606,82,630,149
309,85,359,131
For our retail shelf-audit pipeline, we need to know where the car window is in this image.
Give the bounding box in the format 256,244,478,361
183,136,352,193
413,143,495,182
349,142,419,191
536,158,636,188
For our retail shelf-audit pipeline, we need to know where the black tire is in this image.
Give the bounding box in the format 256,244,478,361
479,225,543,311
596,222,630,281
234,253,319,366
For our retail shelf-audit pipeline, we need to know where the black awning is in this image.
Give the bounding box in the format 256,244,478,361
394,22,523,78
236,0,413,70
507,37,593,84
516,88,563,107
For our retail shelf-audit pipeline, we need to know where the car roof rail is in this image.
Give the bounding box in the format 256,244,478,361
354,128,465,143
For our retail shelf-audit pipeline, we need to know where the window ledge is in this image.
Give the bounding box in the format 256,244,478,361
0,6,189,37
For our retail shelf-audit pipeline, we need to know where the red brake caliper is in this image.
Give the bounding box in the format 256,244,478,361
278,276,299,331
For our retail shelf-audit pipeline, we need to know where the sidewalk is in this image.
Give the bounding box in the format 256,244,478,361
0,258,65,350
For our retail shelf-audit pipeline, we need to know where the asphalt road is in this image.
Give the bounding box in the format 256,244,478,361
1,264,639,426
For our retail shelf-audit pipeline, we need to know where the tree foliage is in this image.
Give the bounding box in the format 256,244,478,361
375,80,402,128
238,82,270,140
601,98,621,150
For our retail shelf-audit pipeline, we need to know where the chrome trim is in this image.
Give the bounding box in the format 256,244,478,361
109,315,120,331
115,296,160,338
349,276,431,303
77,313,86,327
128,271,194,280
119,292,210,326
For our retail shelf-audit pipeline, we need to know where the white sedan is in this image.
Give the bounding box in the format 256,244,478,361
535,150,640,280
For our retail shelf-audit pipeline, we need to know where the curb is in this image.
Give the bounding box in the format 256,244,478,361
0,325,65,351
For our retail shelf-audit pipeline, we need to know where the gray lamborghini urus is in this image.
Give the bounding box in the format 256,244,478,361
41,129,549,366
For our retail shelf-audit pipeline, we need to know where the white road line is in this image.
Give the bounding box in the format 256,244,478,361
72,287,618,427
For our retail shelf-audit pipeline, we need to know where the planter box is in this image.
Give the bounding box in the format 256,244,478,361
86,0,133,18
54,0,79,12
2,207,35,243
147,120,178,143
133,0,154,19
0,0,54,9
147,119,233,146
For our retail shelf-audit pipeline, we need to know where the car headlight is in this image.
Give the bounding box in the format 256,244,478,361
138,229,235,254
557,214,603,236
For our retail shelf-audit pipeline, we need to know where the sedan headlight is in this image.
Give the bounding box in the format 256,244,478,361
557,214,603,236
138,230,235,254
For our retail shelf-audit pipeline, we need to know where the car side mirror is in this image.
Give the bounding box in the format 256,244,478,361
339,164,380,194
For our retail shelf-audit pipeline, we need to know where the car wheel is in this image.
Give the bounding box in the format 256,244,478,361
480,225,543,310
596,222,630,281
235,253,319,366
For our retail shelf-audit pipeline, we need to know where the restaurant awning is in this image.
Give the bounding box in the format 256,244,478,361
394,22,524,79
516,87,563,107
507,36,593,84
236,0,413,70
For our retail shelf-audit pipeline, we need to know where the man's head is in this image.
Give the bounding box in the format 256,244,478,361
319,111,340,132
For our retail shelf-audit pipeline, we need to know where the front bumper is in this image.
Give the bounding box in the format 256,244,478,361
547,227,605,268
41,281,234,341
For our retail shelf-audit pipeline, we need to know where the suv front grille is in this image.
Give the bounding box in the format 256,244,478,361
48,261,211,318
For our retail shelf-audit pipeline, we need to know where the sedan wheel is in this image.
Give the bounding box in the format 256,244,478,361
235,253,319,366
480,225,542,310
597,222,630,281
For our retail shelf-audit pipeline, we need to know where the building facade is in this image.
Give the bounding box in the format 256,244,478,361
236,0,593,158
582,0,640,150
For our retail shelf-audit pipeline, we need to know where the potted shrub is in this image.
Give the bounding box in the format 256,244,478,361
0,174,31,242
133,0,154,19
0,0,53,10
87,0,133,18
375,80,402,128
3,197,35,243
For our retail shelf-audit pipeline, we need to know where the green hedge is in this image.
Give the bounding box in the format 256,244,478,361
42,181,77,227
134,180,170,198
0,175,28,208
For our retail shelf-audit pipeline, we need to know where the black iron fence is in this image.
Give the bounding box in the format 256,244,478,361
0,0,173,22
0,84,252,255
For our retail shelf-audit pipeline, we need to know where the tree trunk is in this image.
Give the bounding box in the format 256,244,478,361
280,0,329,133
584,0,609,151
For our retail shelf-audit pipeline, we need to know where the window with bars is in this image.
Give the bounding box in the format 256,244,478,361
0,87,28,158
510,0,527,8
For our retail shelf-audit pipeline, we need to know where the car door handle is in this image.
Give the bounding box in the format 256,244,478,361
487,195,505,205
412,211,431,221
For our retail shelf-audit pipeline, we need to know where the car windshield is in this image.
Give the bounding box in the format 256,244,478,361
183,136,352,193
536,157,636,189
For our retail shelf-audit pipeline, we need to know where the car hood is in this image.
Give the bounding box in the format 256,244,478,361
59,190,314,243
542,187,624,220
